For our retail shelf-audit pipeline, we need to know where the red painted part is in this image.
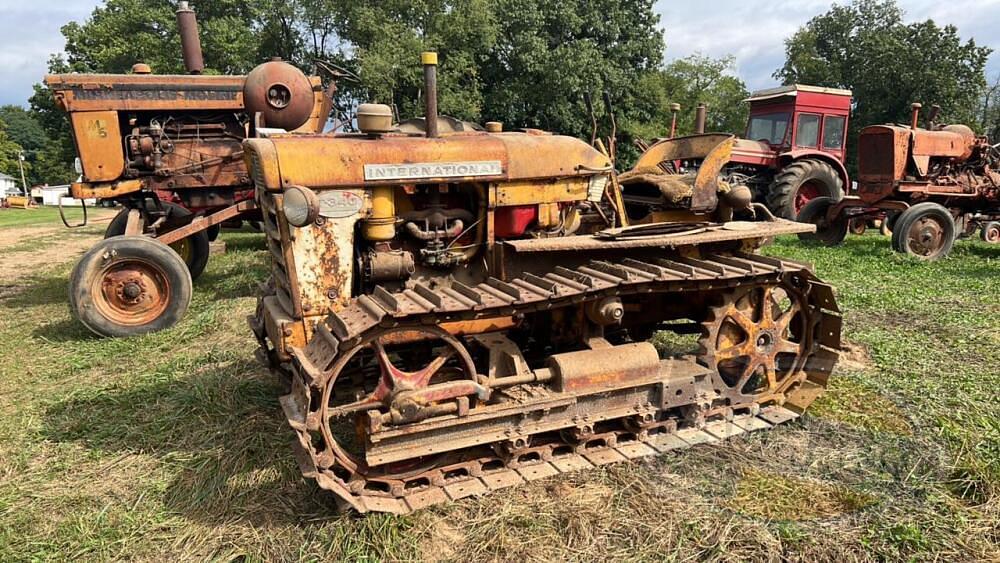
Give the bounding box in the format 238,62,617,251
494,205,538,238
739,87,852,166
794,182,823,215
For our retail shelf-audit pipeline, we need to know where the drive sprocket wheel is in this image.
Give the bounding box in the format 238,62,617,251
699,279,818,408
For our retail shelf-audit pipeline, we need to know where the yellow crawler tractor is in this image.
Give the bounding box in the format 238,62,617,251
237,53,842,513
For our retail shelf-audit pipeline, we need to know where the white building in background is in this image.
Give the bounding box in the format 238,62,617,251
0,173,17,194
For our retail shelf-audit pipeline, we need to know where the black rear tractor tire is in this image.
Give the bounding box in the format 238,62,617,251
107,201,210,280
890,202,956,260
767,159,844,220
981,221,1000,243
796,196,848,246
69,235,193,338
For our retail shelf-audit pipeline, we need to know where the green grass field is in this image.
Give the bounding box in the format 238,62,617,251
0,217,996,561
0,207,90,229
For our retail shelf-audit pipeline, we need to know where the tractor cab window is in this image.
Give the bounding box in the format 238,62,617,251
795,114,821,148
747,113,790,146
823,115,847,150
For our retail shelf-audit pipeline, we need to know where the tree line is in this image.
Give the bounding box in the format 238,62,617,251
0,0,994,187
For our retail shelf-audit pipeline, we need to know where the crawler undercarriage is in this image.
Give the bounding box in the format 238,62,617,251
252,224,840,514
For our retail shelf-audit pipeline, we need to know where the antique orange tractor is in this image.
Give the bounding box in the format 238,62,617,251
799,103,1000,259
676,85,852,220
49,3,331,337
225,53,841,513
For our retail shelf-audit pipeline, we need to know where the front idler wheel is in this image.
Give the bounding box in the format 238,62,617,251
891,202,956,260
69,236,193,338
796,196,848,246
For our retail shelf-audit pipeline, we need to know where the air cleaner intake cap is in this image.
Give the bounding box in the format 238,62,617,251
357,103,394,134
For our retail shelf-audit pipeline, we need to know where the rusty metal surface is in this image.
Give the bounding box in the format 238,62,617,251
835,115,1000,247
157,200,257,246
70,111,124,182
503,220,813,253
244,61,317,131
244,133,611,189
175,1,205,74
241,55,844,517
251,252,839,514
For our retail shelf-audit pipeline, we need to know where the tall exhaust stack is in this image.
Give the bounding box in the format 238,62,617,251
695,103,707,135
422,52,439,138
176,1,205,75
910,102,922,130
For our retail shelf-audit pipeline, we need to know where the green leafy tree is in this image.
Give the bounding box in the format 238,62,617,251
630,55,750,142
775,0,991,167
0,119,29,187
481,0,663,148
325,0,499,122
0,105,67,186
60,0,265,74
0,106,48,153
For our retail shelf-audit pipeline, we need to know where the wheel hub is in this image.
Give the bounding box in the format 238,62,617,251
121,280,144,301
908,218,945,256
94,260,171,326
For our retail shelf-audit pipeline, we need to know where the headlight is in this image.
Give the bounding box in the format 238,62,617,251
283,186,319,227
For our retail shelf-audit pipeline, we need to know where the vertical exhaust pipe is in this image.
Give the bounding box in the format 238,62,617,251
176,1,205,75
422,52,439,138
910,102,922,130
669,103,681,138
695,103,707,134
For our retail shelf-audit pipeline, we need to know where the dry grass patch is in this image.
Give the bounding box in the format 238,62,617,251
729,467,876,521
809,375,912,435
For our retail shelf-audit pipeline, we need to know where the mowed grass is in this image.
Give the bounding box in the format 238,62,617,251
0,216,997,561
0,206,90,229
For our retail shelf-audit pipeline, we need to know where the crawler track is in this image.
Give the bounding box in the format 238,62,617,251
253,252,841,514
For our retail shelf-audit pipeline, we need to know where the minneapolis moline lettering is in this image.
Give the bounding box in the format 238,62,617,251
72,89,239,102
364,161,503,181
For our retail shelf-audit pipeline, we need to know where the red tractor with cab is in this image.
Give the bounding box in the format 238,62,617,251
722,85,853,219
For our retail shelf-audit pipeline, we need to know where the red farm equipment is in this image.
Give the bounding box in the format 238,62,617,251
799,102,1000,259
711,85,854,219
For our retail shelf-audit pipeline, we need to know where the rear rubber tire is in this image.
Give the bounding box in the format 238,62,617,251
796,196,848,246
767,159,844,220
890,203,956,260
107,201,210,280
70,236,193,338
981,221,1000,243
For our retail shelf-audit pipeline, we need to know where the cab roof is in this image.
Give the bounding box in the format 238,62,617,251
745,84,853,103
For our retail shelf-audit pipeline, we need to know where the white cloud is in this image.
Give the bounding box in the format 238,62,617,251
659,0,1000,90
0,0,998,106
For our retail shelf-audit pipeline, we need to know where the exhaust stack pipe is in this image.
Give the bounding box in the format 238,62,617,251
176,1,205,75
669,103,681,138
695,103,707,134
422,52,439,138
910,102,922,130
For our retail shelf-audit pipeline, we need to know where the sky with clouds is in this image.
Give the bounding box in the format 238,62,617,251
0,0,998,107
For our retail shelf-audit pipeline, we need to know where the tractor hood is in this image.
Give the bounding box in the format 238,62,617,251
244,131,612,191
730,138,778,165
